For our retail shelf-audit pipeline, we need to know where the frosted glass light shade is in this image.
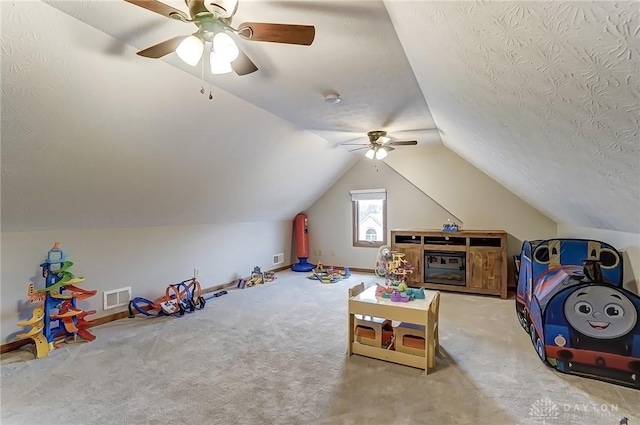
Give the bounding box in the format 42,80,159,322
213,32,239,62
375,148,388,160
210,51,233,74
176,36,204,66
365,148,375,159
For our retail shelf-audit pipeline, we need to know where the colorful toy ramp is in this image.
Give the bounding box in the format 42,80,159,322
515,238,640,389
15,306,50,359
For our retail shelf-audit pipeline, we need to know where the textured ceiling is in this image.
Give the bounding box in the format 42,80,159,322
384,1,640,233
2,1,639,234
1,0,440,232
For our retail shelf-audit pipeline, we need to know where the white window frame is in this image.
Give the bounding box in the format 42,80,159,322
350,189,387,248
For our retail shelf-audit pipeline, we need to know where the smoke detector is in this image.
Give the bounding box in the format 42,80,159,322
324,93,341,104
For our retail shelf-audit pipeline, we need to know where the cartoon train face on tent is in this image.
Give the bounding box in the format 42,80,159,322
516,238,640,388
564,285,638,340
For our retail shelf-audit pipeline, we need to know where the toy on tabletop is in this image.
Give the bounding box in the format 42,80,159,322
390,290,410,303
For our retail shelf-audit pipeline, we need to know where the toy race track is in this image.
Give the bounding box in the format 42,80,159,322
15,243,97,359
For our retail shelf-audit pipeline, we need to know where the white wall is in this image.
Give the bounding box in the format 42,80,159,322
557,224,640,295
0,221,292,343
384,145,558,281
304,159,455,270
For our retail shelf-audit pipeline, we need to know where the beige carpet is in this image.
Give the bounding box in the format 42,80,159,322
1,271,638,425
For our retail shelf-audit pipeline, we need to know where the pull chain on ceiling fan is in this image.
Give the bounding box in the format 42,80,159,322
124,0,316,77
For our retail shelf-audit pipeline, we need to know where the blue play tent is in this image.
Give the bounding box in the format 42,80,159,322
515,238,640,389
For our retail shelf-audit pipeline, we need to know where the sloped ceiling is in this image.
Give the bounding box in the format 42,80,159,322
383,1,640,233
1,0,436,232
2,1,638,234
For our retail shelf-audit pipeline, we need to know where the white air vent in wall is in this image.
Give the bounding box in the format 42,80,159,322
103,287,132,310
273,253,284,265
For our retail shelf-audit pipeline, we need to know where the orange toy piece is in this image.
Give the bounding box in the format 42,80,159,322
51,300,96,341
65,285,97,301
59,317,79,333
51,309,82,319
77,329,96,341
76,310,97,328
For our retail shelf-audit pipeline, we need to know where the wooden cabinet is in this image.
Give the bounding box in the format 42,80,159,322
391,229,508,299
394,245,422,285
468,249,502,291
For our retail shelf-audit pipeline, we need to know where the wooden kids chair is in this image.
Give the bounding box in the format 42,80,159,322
393,291,441,368
349,283,392,348
428,291,441,367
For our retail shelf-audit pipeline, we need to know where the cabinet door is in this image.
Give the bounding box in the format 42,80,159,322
468,249,502,290
395,246,422,285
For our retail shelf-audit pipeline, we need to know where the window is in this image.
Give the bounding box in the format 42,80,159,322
351,189,387,248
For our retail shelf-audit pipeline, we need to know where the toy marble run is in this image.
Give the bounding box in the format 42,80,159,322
17,243,97,358
375,252,422,302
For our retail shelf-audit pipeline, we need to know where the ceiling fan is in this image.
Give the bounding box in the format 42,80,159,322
341,130,419,160
123,0,316,76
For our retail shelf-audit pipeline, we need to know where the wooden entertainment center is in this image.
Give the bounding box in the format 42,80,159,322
390,229,508,299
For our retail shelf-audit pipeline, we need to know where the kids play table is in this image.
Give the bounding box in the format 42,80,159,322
347,285,439,373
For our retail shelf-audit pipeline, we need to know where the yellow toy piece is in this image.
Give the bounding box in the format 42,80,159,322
30,333,50,359
16,306,45,327
16,322,44,339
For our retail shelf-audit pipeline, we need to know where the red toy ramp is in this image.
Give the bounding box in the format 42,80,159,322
76,310,96,327
77,329,96,341
65,285,97,300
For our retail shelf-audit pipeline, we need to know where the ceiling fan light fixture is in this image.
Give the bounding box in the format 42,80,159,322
213,32,240,62
375,148,388,160
176,35,204,66
204,0,239,19
365,148,376,159
379,136,391,144
210,51,233,74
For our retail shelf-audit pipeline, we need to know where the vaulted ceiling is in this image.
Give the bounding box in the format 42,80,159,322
2,1,638,233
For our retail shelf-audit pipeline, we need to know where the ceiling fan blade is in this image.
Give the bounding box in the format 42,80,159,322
238,22,316,45
387,140,418,146
136,36,189,58
232,48,258,76
385,147,396,152
340,143,369,146
124,0,188,20
348,147,369,152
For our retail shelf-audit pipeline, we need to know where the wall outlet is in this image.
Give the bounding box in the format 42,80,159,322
193,267,200,278
272,253,284,265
